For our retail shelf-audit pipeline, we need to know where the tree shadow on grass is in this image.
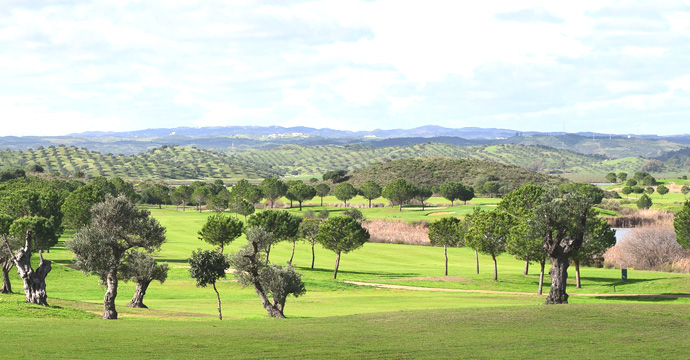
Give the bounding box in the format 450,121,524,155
296,266,419,279
579,276,665,286
593,296,681,302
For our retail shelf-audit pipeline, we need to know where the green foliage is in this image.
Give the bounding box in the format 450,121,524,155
645,187,655,195
674,201,690,249
637,194,653,209
315,183,331,205
617,172,627,182
657,184,669,198
8,216,57,252
605,172,617,183
558,183,604,204
67,195,167,281
317,217,370,255
621,186,632,198
334,182,357,206
247,210,301,256
348,158,564,193
428,217,464,248
465,210,509,258
188,249,229,288
322,169,348,183
342,208,364,222
439,181,463,206
626,179,638,187
358,180,382,207
573,217,616,265
287,182,317,210
198,213,244,253
382,178,416,210
121,251,169,284
234,199,255,221
261,178,287,208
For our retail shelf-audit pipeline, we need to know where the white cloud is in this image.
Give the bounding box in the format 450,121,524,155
0,0,689,136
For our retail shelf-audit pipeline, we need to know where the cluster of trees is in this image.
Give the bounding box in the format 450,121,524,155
0,175,167,318
427,183,615,304
191,208,369,319
136,176,481,215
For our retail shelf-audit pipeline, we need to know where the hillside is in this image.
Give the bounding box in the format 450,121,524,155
234,143,684,180
345,157,566,190
0,145,279,180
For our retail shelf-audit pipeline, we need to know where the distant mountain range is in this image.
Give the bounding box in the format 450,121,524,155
69,125,683,140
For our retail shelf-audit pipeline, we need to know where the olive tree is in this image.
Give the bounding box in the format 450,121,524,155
0,214,17,294
198,213,244,253
229,227,306,318
530,193,592,304
428,217,465,276
121,251,168,308
2,230,52,306
316,217,370,279
188,248,229,320
67,195,166,319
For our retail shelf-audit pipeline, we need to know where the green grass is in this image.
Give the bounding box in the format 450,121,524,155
1,304,690,359
3,206,690,358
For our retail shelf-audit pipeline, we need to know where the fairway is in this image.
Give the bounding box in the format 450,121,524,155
2,206,690,358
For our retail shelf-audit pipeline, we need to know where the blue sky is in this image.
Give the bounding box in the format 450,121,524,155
2,1,690,136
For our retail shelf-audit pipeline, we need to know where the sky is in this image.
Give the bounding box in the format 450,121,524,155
2,0,690,136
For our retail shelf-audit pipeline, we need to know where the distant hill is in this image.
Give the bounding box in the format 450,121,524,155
345,157,566,191
0,145,280,180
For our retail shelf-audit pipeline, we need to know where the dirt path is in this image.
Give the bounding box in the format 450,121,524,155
344,281,690,298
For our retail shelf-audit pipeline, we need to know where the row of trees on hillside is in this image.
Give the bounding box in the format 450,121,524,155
428,183,615,304
137,177,478,213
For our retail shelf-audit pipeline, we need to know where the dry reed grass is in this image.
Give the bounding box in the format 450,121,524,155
604,227,688,271
606,209,674,228
363,220,430,245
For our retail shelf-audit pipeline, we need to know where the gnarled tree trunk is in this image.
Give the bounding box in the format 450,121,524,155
127,280,151,308
574,259,581,289
524,261,529,276
103,269,118,319
444,245,448,276
492,254,498,281
4,232,51,306
545,256,569,304
1,260,13,294
245,239,286,319
311,243,315,269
